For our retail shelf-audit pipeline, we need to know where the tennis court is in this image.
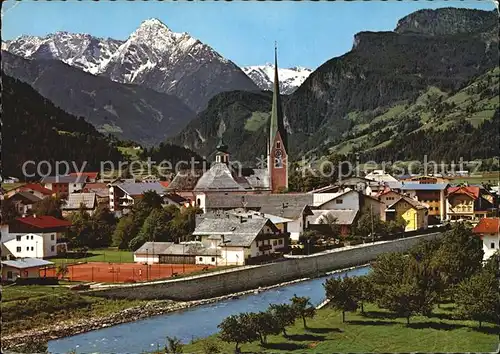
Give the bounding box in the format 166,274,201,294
43,262,214,283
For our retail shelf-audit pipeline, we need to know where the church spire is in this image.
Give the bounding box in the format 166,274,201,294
269,43,287,151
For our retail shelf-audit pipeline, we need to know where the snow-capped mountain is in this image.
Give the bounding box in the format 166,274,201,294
3,18,257,113
3,33,123,75
243,64,312,94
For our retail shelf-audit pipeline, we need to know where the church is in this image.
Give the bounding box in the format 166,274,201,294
167,48,288,198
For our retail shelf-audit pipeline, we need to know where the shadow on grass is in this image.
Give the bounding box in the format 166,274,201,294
287,333,325,341
471,326,500,335
306,327,343,334
407,321,466,331
429,312,456,321
262,342,309,350
348,319,395,326
362,310,401,320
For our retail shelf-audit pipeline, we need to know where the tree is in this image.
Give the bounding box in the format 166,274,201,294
1,198,19,224
112,215,136,249
432,223,484,292
354,276,375,313
247,311,280,345
353,211,386,239
67,207,92,249
318,213,340,239
32,195,63,218
324,276,359,322
218,314,259,353
483,250,500,278
268,303,296,337
130,208,175,250
290,295,316,328
298,230,322,254
165,336,183,354
89,205,117,248
202,341,220,354
455,270,500,328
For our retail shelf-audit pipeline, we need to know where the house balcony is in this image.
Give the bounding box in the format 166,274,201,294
259,244,272,252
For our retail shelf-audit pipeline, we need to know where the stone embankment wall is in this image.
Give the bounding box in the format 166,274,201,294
91,232,443,301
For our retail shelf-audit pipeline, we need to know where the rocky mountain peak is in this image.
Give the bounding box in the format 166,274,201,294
395,7,497,36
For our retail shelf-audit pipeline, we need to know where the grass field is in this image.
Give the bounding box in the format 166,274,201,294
50,248,134,266
2,284,71,302
185,303,499,353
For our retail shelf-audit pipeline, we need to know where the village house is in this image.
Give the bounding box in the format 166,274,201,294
472,217,499,260
198,193,314,241
313,189,385,220
385,196,428,231
134,241,221,266
61,193,98,216
1,258,54,282
41,175,88,195
82,182,110,205
4,183,54,199
193,217,289,266
8,192,42,216
446,186,495,221
400,183,448,222
108,181,166,214
69,172,99,183
308,209,358,237
1,215,72,258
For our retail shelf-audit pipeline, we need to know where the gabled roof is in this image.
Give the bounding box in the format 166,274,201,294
69,172,99,180
2,258,54,269
15,216,72,229
82,183,109,197
166,170,203,191
472,217,500,234
10,191,42,204
308,209,358,225
62,193,97,210
41,175,88,184
447,186,480,199
20,184,54,196
116,182,166,196
401,183,449,191
164,193,187,204
387,195,427,211
194,163,251,191
134,242,221,256
204,193,314,220
193,217,279,247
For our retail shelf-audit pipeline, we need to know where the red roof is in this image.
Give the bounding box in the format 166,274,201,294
473,217,500,234
159,181,170,188
69,172,99,179
16,216,72,229
20,183,54,196
447,186,480,199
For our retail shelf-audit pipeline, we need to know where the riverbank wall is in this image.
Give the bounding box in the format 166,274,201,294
90,232,443,301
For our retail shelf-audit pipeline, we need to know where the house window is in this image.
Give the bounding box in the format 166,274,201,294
276,141,281,149
31,247,34,251
51,235,55,241
491,242,496,249
31,235,34,240
26,247,30,251
336,199,343,204
273,240,277,246
26,236,29,240
7,271,13,279
211,257,215,262
16,236,21,242
16,247,21,252
278,239,283,245
199,257,203,262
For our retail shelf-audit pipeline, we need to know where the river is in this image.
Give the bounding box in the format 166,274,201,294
48,266,370,354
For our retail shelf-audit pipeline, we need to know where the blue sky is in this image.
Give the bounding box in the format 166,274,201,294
2,0,496,69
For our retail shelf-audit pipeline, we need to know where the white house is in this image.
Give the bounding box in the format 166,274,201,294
41,175,88,195
193,217,288,266
8,192,42,216
1,258,54,282
472,217,500,260
1,216,72,258
134,241,221,266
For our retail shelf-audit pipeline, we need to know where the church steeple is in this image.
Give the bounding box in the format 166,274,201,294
215,137,229,164
267,43,288,192
269,43,287,151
